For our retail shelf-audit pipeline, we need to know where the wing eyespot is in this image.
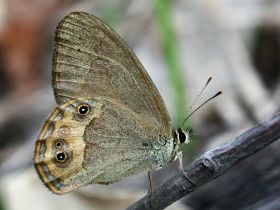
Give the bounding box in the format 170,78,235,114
55,152,67,163
55,141,62,148
77,104,90,115
53,139,67,149
57,125,71,137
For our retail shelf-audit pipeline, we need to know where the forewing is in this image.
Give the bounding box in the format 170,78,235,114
52,12,171,137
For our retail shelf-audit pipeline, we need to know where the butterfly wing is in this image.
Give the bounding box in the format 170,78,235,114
34,12,174,194
53,12,171,135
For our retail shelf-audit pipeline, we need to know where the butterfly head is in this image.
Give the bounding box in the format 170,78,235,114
173,127,193,146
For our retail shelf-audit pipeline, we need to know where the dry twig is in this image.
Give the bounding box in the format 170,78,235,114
127,112,280,210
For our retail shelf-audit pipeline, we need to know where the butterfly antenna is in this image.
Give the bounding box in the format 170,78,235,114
180,77,213,127
181,91,222,127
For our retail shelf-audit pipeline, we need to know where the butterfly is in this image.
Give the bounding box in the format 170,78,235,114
34,11,215,194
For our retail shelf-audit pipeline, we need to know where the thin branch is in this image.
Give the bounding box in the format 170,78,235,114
127,112,280,210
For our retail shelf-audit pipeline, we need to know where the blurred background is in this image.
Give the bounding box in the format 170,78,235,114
0,0,279,210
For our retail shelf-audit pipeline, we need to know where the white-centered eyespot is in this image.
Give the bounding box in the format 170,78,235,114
77,104,90,115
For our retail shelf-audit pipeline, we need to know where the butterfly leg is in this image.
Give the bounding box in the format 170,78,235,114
177,151,196,186
148,170,153,194
147,170,155,208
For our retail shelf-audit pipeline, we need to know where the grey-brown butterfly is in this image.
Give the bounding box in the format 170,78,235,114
34,11,199,194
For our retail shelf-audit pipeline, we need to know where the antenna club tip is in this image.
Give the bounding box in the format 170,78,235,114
214,91,223,97
206,77,212,85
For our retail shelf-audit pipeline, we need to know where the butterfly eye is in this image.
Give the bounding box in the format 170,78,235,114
55,152,67,162
77,104,90,115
